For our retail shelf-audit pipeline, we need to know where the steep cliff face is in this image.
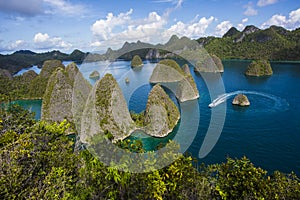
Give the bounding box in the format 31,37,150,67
66,62,79,84
176,75,200,102
150,59,184,84
146,49,160,59
144,84,180,137
150,59,199,102
245,60,273,76
42,67,73,122
149,59,184,83
195,54,224,73
42,62,91,123
182,64,191,75
95,74,135,141
39,60,65,78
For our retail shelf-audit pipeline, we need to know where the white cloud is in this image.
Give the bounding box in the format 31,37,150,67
90,9,215,50
164,16,215,38
262,8,300,29
244,2,258,16
33,32,72,49
34,32,49,43
0,40,28,52
215,21,233,36
91,10,170,49
43,0,86,15
289,8,300,26
7,40,27,50
257,0,278,7
237,18,249,30
242,18,249,23
91,9,133,41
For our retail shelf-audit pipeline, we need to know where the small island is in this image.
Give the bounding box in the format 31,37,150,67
245,60,273,76
144,84,180,137
89,70,100,79
232,94,250,106
131,55,143,68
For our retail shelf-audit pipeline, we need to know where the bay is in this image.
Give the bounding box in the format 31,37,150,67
14,60,300,174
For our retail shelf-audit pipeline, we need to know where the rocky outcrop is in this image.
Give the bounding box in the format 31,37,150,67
81,74,181,142
195,54,224,73
242,25,260,35
131,55,143,68
146,49,160,60
232,94,250,106
42,62,91,123
245,60,273,76
144,84,180,137
89,70,100,79
39,60,65,78
182,64,191,75
95,74,135,141
42,67,73,122
176,64,199,102
223,27,240,38
150,59,185,83
150,59,199,102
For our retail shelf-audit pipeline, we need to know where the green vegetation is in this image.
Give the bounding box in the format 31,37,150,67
144,84,180,137
200,26,300,61
95,73,134,141
130,111,145,127
0,60,68,103
159,59,184,75
0,106,299,199
131,55,143,67
245,60,273,76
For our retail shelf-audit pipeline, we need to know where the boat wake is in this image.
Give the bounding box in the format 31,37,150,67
209,90,289,110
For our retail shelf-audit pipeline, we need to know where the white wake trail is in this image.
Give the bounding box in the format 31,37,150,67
209,90,287,109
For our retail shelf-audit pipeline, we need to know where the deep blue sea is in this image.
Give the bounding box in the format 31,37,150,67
15,60,300,174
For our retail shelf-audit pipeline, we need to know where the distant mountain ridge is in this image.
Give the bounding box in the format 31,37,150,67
1,25,299,75
0,49,87,74
202,25,300,60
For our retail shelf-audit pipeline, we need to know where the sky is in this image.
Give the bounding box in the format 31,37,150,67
0,0,299,54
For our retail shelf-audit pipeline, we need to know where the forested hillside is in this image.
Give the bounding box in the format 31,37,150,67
0,105,299,199
199,25,300,60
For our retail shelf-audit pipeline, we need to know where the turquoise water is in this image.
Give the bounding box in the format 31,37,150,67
15,60,300,174
11,99,42,120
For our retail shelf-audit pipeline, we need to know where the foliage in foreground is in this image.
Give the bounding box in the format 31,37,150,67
0,105,299,199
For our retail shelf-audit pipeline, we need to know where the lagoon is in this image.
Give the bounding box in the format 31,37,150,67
15,60,300,174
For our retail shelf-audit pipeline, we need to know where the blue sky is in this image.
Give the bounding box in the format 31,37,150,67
0,0,299,53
